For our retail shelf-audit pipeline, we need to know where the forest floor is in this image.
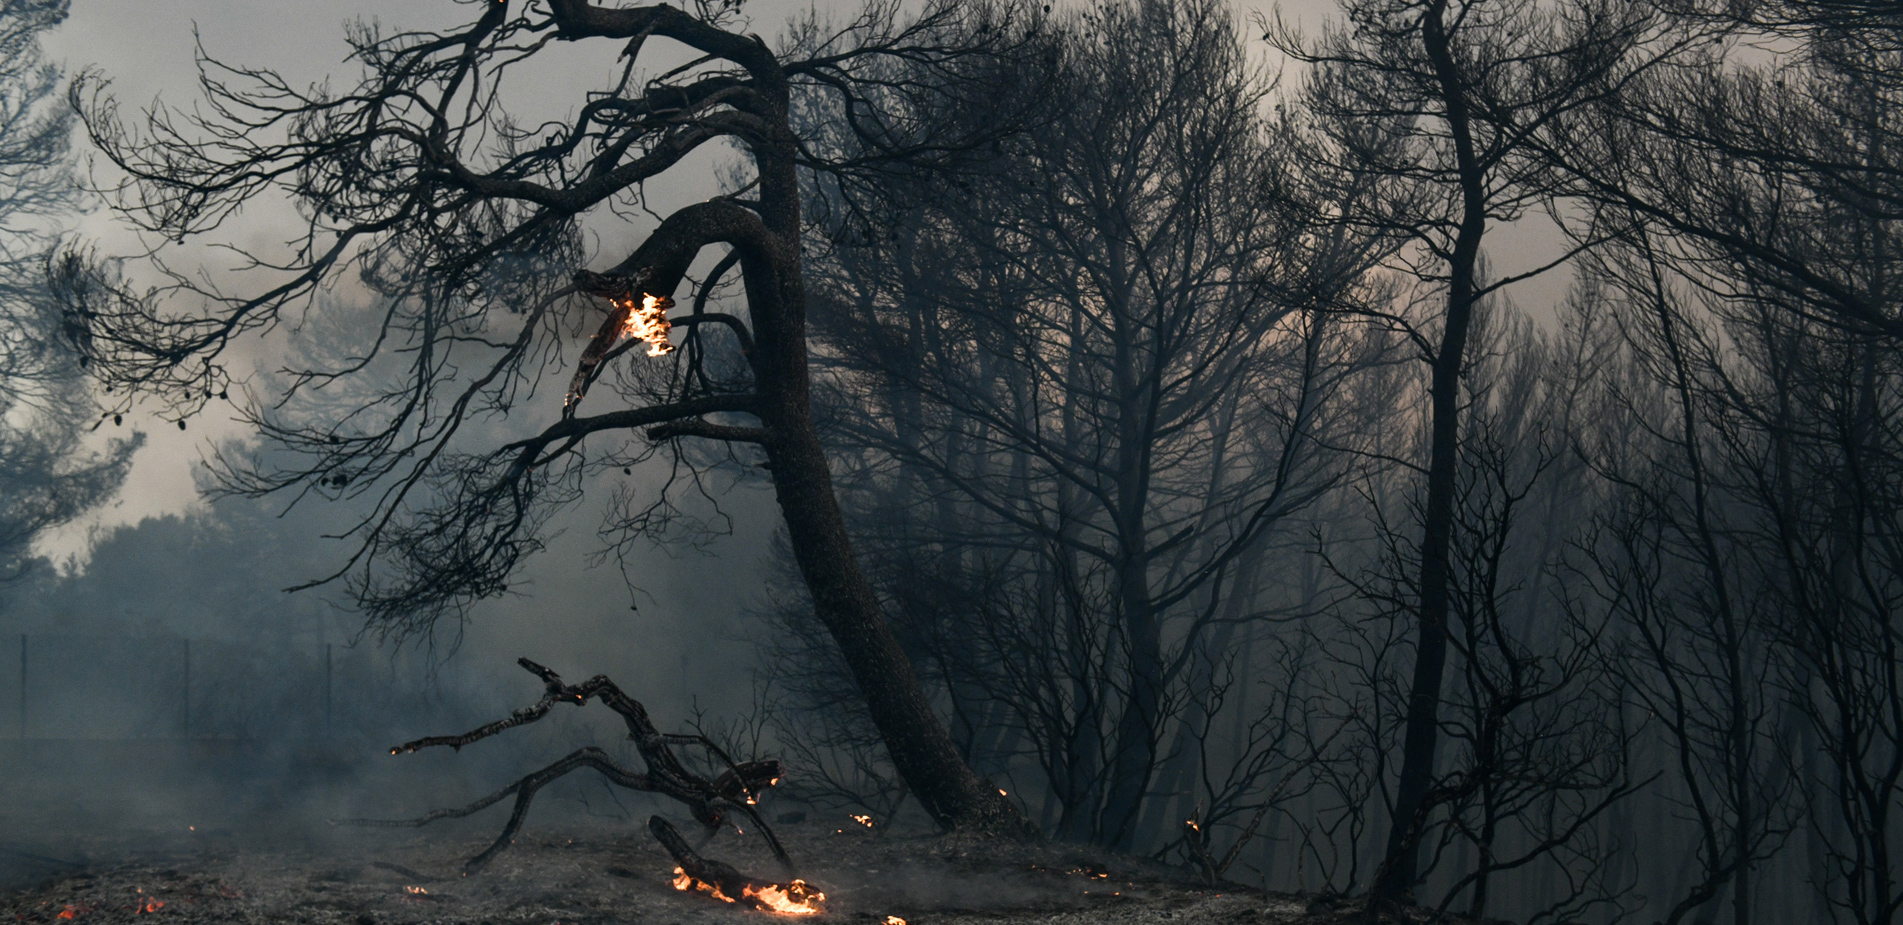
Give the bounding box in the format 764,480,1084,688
1,820,1483,925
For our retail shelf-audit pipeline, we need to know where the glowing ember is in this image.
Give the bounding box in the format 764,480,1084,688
850,814,874,828
55,907,78,920
404,886,428,895
743,880,825,915
885,917,908,925
670,867,825,915
620,293,675,356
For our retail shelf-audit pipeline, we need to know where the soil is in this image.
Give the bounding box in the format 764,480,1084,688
0,820,1417,925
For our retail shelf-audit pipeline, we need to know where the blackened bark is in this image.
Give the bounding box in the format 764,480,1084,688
589,36,1027,836
769,423,1029,834
1370,0,1486,901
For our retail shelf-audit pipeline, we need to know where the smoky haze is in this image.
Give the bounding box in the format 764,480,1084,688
4,0,816,887
0,2,1892,925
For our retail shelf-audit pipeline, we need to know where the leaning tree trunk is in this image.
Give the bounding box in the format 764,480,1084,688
752,125,1025,836
585,77,1027,835
768,421,1027,832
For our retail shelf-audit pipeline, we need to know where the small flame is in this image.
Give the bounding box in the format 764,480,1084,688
620,294,675,356
404,886,427,895
56,907,78,920
673,867,735,904
885,917,908,925
850,814,874,828
743,880,825,915
672,868,825,915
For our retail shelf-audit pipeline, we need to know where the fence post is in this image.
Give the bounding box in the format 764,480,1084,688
16,634,24,739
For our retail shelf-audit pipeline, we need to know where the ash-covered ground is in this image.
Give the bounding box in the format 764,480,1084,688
3,820,1318,925
0,732,1472,925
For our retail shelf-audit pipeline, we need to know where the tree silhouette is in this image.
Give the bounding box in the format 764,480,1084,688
57,0,1045,834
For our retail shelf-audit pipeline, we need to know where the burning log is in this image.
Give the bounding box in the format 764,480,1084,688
650,817,826,916
336,658,792,877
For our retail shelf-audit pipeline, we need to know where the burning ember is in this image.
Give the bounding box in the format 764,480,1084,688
670,867,825,915
619,293,675,356
403,886,427,895
564,278,680,412
850,814,874,828
650,815,822,916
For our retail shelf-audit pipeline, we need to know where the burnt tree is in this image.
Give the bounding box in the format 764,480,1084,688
1269,0,1694,902
800,0,1390,851
57,0,1040,835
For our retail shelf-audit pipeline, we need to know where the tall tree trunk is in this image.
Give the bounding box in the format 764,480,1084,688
1371,0,1486,900
1099,256,1166,850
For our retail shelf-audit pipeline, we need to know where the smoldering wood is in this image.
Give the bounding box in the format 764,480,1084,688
648,815,824,913
336,658,791,876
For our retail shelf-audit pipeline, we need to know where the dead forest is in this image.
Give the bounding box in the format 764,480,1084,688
1,0,1901,923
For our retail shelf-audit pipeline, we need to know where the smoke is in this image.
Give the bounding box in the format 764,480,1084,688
0,476,786,891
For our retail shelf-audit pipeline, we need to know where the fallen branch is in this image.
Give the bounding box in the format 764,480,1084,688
336,658,791,876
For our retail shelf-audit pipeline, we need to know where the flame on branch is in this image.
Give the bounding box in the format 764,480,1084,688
625,294,676,356
565,269,677,414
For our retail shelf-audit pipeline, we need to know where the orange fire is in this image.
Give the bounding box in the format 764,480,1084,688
885,917,908,925
619,294,675,356
55,906,78,920
670,867,712,897
850,814,874,828
744,880,825,915
671,867,825,915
